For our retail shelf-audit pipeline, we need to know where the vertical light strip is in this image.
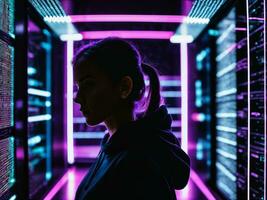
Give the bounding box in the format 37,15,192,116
245,1,251,199
67,40,74,164
264,0,266,199
180,42,188,153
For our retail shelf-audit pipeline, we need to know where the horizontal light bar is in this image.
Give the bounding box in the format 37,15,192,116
28,114,52,122
216,162,236,181
170,35,194,43
81,31,175,40
216,62,236,77
60,33,83,41
73,132,106,139
161,91,181,97
216,112,237,118
69,14,209,24
216,136,237,146
216,149,237,160
167,107,181,114
28,135,42,146
44,16,71,23
28,88,51,97
216,88,237,97
216,125,237,133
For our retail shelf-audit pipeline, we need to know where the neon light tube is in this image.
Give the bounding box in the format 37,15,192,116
170,35,194,43
167,107,181,115
81,30,175,40
264,0,266,199
216,162,236,181
216,125,237,133
246,1,251,198
28,88,51,97
28,114,51,122
60,33,83,41
43,169,73,200
190,169,217,200
216,136,237,146
216,88,237,97
180,42,188,153
67,40,74,164
216,149,237,160
69,14,209,24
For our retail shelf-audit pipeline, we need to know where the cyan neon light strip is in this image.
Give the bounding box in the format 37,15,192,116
28,88,51,97
188,0,227,19
216,88,237,98
216,24,235,44
216,149,237,160
27,67,37,75
216,125,237,133
28,114,51,122
170,35,194,43
28,135,42,146
216,162,236,181
246,1,251,198
9,195,16,200
217,182,233,197
216,43,236,61
216,112,237,118
216,62,236,77
216,136,237,146
67,40,74,164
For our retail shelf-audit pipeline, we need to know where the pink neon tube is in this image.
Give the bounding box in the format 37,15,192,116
81,31,174,40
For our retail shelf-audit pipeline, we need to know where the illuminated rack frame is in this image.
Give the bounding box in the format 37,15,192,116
246,0,266,199
14,2,67,199
65,16,191,164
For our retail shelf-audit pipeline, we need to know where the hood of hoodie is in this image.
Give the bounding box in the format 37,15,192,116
101,105,190,189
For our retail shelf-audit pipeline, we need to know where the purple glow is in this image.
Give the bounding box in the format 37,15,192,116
74,146,101,159
67,40,74,164
43,169,72,200
190,170,216,200
180,42,188,153
81,31,175,40
248,17,264,21
246,1,251,198
235,27,247,31
70,14,186,23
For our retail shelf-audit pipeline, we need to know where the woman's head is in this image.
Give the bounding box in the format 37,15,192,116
73,37,162,126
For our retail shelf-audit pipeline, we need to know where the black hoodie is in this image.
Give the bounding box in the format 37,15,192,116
75,105,190,200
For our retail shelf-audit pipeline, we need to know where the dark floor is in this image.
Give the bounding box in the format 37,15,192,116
44,166,216,200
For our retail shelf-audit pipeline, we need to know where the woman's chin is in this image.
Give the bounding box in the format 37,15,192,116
85,117,101,126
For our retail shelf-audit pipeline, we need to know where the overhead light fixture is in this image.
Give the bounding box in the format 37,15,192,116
80,30,175,40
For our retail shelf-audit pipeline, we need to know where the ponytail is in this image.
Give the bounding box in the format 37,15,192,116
141,63,162,115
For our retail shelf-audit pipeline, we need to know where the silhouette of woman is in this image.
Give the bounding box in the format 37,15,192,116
73,37,190,200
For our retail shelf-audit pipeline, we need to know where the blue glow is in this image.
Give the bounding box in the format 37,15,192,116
73,132,106,139
196,140,204,160
161,91,181,97
208,29,219,36
216,162,236,181
46,172,52,181
9,195,16,200
167,107,181,114
28,114,52,122
28,88,51,97
27,67,37,75
28,136,42,146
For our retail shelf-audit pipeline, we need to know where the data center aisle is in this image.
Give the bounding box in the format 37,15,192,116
45,166,210,200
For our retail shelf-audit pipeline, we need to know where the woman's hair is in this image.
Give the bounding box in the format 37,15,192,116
73,37,162,116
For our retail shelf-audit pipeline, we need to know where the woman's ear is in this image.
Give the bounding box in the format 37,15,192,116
119,76,133,99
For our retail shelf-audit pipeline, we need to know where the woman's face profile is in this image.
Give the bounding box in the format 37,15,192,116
74,63,121,126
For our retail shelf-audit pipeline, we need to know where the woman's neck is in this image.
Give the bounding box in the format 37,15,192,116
104,107,135,136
